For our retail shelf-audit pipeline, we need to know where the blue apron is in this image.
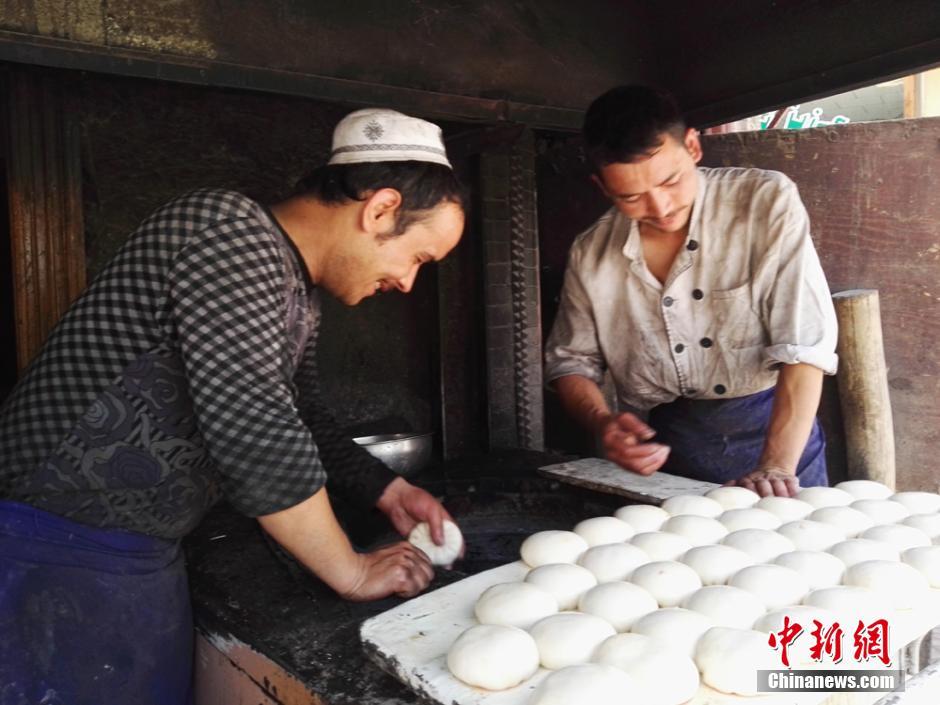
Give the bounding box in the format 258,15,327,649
0,500,194,705
648,387,828,487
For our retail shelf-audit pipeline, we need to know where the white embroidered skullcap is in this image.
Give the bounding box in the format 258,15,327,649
328,108,452,168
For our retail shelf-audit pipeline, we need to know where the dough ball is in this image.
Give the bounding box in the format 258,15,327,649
577,543,650,583
753,604,840,636
681,544,756,586
528,663,640,705
682,585,766,629
835,480,894,500
529,612,616,670
891,491,940,515
661,494,723,518
577,581,658,632
525,563,598,610
721,528,796,562
593,633,700,705
902,545,940,588
849,499,911,525
695,627,779,696
630,560,703,607
729,563,810,610
796,486,854,509
630,607,717,658
446,624,539,690
902,514,940,540
774,550,845,590
809,506,874,538
614,504,669,532
803,586,883,625
755,496,815,522
844,559,929,609
474,581,557,629
407,520,463,566
572,516,635,547
661,514,729,547
719,507,782,531
705,486,761,510
828,538,901,567
861,524,932,552
521,530,588,567
776,519,844,551
630,531,694,561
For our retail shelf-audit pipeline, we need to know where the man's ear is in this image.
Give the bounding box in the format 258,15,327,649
590,172,611,199
361,188,403,237
684,128,703,164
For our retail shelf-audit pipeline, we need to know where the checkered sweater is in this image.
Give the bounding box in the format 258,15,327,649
0,189,396,539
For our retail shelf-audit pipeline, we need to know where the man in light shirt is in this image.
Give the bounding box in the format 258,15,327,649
545,85,838,498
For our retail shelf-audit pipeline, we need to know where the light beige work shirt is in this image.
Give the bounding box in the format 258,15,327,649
544,166,838,411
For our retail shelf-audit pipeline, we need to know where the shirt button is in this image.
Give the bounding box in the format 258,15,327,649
692,289,704,300
663,296,674,307
714,384,727,394
687,240,699,251
674,343,685,353
700,337,713,348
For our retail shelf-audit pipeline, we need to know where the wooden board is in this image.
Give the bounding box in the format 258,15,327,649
536,457,719,504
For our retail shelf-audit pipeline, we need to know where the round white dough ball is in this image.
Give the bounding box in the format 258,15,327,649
719,507,782,531
776,520,844,551
797,486,855,509
408,520,464,566
902,545,940,588
630,607,717,658
661,494,723,518
755,496,815,521
661,514,729,546
695,627,778,696
891,491,940,515
809,506,874,538
861,524,931,552
630,560,703,607
577,581,658,632
521,530,588,567
572,516,635,547
681,544,756,586
528,663,640,705
614,504,669,532
630,531,694,561
474,582,557,629
529,612,616,670
446,624,539,690
850,499,911,525
829,538,901,567
682,585,766,629
836,480,893,500
705,486,761,510
729,563,810,610
774,550,845,589
843,559,929,609
577,542,650,583
721,528,796,562
525,563,598,610
902,514,940,539
593,633,700,705
803,586,884,625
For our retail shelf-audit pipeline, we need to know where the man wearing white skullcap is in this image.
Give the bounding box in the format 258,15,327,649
0,107,466,703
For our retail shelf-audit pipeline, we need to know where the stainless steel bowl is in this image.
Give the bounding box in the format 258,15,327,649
352,431,433,477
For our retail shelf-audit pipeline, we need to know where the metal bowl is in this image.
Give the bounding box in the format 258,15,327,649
352,432,433,477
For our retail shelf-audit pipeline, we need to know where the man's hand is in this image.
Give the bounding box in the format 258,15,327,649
599,412,670,475
340,541,435,601
727,466,800,497
375,476,460,549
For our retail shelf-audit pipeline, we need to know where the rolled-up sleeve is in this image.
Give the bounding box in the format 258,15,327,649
544,244,608,386
759,181,839,375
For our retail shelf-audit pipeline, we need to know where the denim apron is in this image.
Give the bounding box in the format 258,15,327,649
0,501,194,705
648,387,828,487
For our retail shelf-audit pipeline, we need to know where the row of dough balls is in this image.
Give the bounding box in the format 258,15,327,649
446,481,940,704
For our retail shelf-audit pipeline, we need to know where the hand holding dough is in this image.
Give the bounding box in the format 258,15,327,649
408,519,464,566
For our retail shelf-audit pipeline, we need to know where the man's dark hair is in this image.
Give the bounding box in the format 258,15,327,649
582,85,687,170
295,161,467,236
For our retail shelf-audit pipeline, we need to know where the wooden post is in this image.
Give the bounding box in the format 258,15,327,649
831,289,896,489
